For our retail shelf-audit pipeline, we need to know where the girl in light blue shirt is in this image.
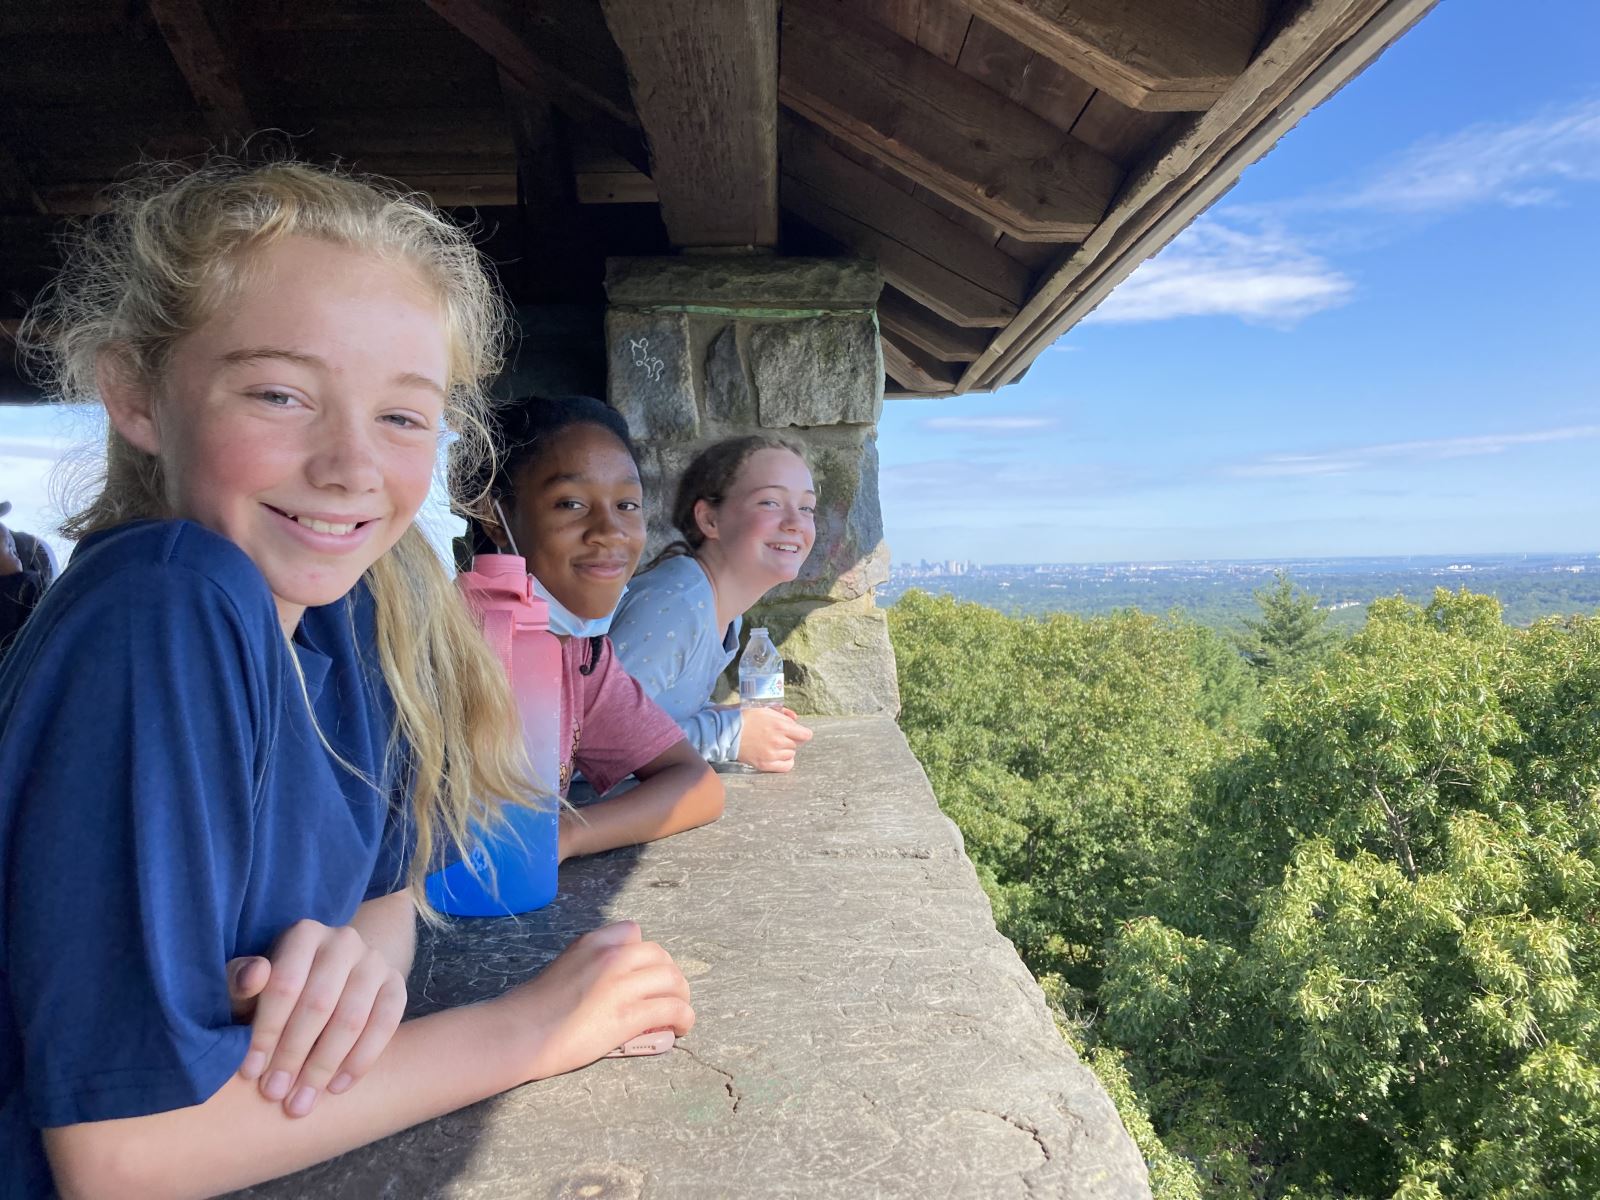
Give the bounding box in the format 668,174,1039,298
612,436,818,773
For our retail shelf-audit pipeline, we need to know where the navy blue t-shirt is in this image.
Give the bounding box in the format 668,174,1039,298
0,520,412,1197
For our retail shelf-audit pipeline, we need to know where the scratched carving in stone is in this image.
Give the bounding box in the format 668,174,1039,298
629,336,667,383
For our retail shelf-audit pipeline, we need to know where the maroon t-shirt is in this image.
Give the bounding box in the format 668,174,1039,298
559,635,685,797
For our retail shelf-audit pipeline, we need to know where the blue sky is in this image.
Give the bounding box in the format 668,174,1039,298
3,0,1596,567
880,0,1600,563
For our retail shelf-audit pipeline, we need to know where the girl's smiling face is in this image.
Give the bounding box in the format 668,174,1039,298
697,448,817,585
500,423,646,620
102,235,448,633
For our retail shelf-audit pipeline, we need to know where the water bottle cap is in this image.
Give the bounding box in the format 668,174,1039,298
752,626,768,635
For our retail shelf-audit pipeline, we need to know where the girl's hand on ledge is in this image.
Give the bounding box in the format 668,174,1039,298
737,705,814,773
226,919,408,1119
498,920,695,1080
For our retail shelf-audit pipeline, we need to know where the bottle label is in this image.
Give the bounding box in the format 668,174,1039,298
740,674,785,703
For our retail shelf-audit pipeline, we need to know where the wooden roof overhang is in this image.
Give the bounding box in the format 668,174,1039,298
0,0,1437,402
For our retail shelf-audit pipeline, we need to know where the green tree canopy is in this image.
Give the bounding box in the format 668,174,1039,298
1100,590,1600,1198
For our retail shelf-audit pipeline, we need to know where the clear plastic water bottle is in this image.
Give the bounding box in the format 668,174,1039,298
739,627,785,710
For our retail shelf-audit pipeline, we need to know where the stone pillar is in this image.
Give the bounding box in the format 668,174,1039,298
605,256,900,717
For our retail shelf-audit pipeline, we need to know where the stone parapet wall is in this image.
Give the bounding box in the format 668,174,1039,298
239,719,1151,1199
605,256,899,717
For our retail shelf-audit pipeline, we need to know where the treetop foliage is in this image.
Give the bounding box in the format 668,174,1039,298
890,584,1599,1200
1233,570,1340,677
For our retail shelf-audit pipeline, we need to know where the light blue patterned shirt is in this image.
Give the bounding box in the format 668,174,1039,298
611,555,744,763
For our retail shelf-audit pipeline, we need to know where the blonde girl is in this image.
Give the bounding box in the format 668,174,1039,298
0,161,692,1198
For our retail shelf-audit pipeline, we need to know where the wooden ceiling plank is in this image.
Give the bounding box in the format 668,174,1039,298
784,188,1016,328
881,329,958,393
914,0,975,65
877,287,992,362
996,232,1068,271
781,120,1031,304
909,183,1005,244
147,0,257,140
1070,91,1181,167
781,0,1122,241
956,17,1097,133
955,0,1270,112
599,0,778,249
857,0,924,42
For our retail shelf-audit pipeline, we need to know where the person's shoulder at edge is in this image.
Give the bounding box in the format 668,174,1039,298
4,519,282,675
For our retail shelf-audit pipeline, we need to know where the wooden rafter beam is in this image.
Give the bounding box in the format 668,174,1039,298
784,189,1016,328
424,0,636,127
877,288,992,363
955,0,1270,112
780,0,1122,241
881,329,958,394
148,0,256,140
600,0,778,249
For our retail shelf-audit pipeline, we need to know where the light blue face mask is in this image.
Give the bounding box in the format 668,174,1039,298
530,572,626,638
494,499,626,638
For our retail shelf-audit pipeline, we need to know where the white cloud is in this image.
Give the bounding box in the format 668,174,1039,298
919,415,1058,433
1228,424,1600,478
1346,98,1600,213
1084,220,1354,326
1083,98,1600,331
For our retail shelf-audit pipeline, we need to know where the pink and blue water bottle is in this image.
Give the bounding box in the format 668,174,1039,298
425,549,562,916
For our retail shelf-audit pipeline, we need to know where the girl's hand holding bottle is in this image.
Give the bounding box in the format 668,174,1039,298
494,920,694,1081
737,705,814,773
225,920,409,1118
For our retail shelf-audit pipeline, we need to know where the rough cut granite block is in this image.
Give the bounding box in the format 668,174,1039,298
606,256,883,310
750,596,902,718
606,309,698,441
751,317,882,428
230,720,1149,1200
703,323,756,428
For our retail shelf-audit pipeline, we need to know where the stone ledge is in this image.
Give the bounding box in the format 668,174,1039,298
236,719,1149,1199
606,256,884,310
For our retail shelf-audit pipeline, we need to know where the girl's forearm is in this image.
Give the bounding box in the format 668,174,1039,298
560,763,724,861
349,889,418,976
45,999,531,1200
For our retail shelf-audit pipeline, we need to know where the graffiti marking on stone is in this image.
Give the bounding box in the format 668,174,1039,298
629,337,667,383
